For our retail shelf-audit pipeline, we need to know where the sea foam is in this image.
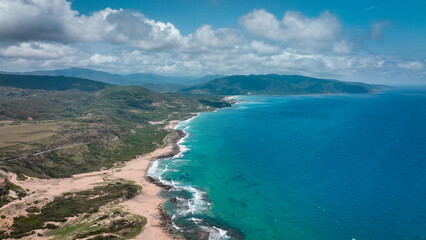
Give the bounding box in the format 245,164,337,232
147,114,232,239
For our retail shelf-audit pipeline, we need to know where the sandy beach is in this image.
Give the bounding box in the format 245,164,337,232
1,120,183,240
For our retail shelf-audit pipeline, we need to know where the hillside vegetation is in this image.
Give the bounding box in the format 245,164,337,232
17,68,225,93
0,73,109,92
180,74,378,95
0,74,229,178
18,68,192,92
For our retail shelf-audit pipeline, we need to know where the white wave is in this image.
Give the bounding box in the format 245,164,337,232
175,114,200,130
186,186,211,214
172,152,184,159
170,179,178,188
171,214,181,230
147,159,161,178
171,159,187,163
191,217,203,223
200,226,231,240
169,184,211,217
147,113,231,238
176,131,190,152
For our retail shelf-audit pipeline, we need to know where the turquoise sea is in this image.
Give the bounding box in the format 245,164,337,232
148,88,426,240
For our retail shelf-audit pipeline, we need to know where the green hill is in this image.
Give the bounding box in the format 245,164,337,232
20,68,190,92
0,73,110,92
25,67,127,85
0,74,229,178
180,74,377,95
13,68,232,93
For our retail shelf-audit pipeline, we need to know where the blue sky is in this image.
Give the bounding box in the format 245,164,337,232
71,0,426,54
0,0,424,84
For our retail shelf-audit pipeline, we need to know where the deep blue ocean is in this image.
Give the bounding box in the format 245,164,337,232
148,88,426,240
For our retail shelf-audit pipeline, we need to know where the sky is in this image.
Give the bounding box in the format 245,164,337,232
0,0,424,84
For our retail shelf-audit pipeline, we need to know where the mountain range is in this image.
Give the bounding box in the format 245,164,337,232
11,68,222,92
0,68,384,95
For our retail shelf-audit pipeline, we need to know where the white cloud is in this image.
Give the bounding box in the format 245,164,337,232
189,25,244,49
0,42,76,59
0,1,422,83
238,9,281,40
0,2,351,54
247,41,281,55
103,11,184,50
332,41,352,54
89,54,119,64
0,0,76,42
0,0,184,50
239,9,349,54
397,61,424,70
280,11,342,41
108,46,386,78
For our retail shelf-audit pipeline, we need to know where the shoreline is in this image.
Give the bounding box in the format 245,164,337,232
144,115,201,238
1,119,190,240
113,120,185,240
1,98,234,239
145,110,242,240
